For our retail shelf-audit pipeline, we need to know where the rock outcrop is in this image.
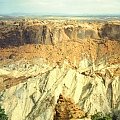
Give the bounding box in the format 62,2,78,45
54,94,85,120
99,23,120,41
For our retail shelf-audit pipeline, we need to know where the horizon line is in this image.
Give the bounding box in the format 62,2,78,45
0,13,120,17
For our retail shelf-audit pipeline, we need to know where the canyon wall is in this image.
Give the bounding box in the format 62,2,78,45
0,20,120,48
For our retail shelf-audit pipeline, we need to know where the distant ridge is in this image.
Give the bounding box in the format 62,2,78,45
0,12,120,17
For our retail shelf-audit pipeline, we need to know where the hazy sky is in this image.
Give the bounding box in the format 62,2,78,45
0,0,120,15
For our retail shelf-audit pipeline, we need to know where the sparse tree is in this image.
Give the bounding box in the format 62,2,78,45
0,106,8,120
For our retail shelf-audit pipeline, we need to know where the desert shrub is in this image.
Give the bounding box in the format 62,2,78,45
91,112,112,120
0,106,8,120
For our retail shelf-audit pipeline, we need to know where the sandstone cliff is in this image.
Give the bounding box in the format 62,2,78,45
0,20,120,48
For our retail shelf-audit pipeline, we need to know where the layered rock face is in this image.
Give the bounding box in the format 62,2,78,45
0,20,120,47
0,19,120,120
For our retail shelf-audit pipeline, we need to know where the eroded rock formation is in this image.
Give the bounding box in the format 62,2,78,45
0,20,120,48
0,19,120,120
99,23,120,40
54,94,85,120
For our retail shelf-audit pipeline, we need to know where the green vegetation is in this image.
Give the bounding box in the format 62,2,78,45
0,106,8,120
91,112,112,120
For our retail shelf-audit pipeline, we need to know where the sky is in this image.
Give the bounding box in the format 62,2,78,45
0,0,120,15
